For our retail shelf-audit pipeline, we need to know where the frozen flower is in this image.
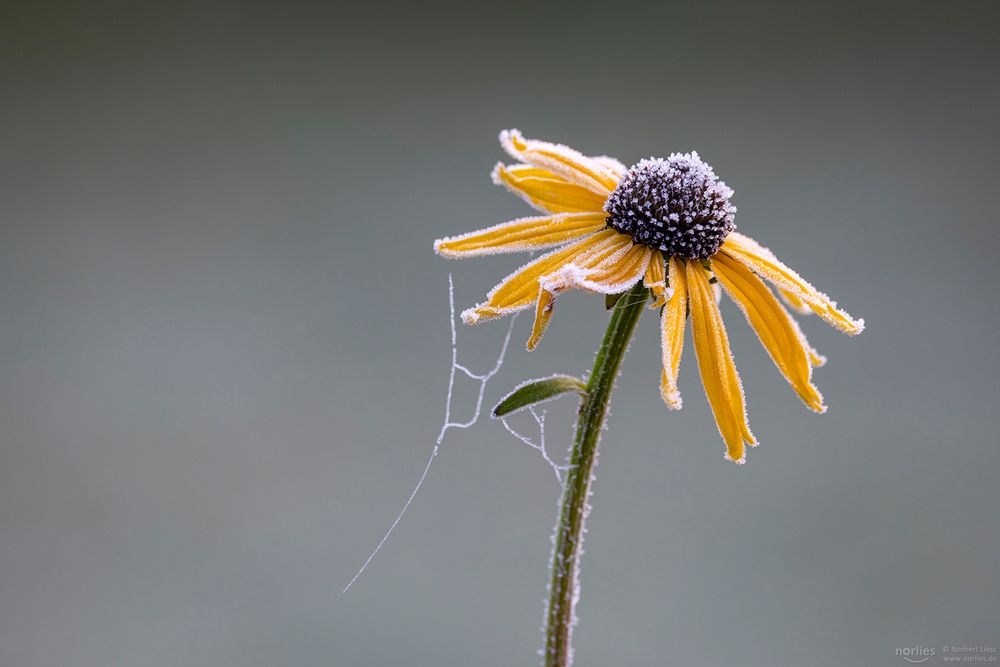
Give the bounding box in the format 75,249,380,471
435,130,863,463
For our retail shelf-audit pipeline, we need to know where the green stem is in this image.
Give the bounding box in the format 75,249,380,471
544,281,648,667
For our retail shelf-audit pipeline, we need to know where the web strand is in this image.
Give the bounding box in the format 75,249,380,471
342,274,517,593
501,408,571,484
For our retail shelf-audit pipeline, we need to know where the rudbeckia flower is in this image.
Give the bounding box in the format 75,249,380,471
434,130,864,463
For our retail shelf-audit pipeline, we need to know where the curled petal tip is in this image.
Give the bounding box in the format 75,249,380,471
463,305,505,325
661,391,683,411
499,128,524,151
489,161,505,185
433,238,456,258
498,130,525,158
724,452,748,465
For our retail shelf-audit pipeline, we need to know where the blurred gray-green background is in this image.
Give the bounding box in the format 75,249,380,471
2,1,997,665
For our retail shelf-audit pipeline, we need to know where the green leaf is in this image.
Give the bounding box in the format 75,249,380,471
605,292,624,310
492,375,588,418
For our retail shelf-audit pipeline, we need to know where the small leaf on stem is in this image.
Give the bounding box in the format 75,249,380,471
492,375,588,418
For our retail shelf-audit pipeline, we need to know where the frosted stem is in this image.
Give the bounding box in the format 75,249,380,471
543,282,648,667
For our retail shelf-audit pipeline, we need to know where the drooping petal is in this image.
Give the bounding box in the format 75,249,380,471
462,229,630,324
781,293,832,365
789,315,828,368
779,287,812,315
434,212,607,258
659,257,687,410
527,287,557,351
687,260,757,463
721,232,865,335
719,235,827,366
713,252,827,413
492,163,609,214
644,250,669,308
499,129,619,196
526,242,652,350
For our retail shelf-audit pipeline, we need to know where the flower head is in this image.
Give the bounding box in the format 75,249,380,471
435,130,864,463
605,153,735,258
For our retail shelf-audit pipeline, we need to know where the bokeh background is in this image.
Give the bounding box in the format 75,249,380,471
2,1,998,665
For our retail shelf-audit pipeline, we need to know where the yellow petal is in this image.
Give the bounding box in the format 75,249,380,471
713,253,827,413
492,163,609,214
434,212,607,258
527,288,556,351
790,316,828,368
644,250,668,308
721,232,864,335
462,229,629,324
779,287,812,315
659,257,687,410
779,289,831,364
526,242,652,350
546,242,651,294
499,129,619,195
687,260,756,463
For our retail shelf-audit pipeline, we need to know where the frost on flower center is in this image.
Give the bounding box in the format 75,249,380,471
604,153,737,259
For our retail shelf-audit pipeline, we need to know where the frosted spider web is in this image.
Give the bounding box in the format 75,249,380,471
343,274,566,593
500,407,571,484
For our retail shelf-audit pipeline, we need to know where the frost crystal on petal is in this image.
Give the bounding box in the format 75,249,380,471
605,152,737,259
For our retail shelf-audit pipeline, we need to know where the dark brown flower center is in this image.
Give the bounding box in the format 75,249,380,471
604,153,736,259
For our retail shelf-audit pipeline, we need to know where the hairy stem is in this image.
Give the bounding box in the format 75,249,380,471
544,281,648,667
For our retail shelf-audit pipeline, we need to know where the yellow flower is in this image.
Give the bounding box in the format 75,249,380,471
435,130,864,463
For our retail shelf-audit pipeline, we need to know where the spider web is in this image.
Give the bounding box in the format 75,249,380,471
500,407,571,484
343,274,570,592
